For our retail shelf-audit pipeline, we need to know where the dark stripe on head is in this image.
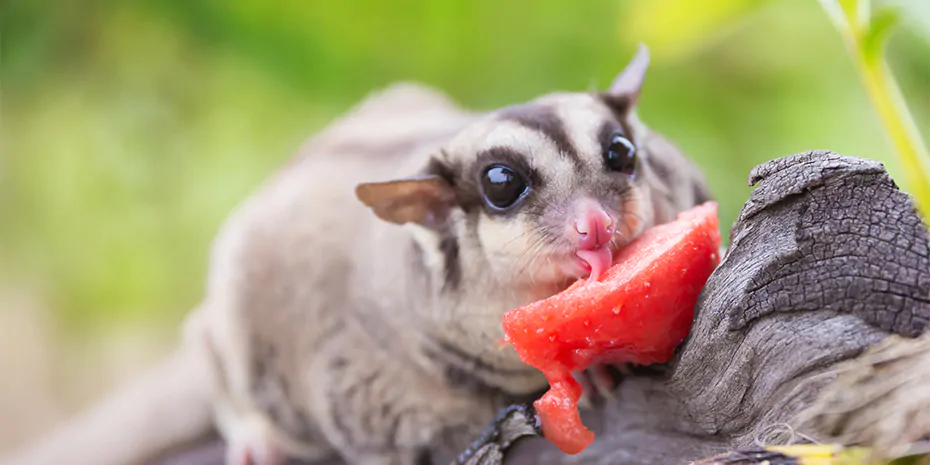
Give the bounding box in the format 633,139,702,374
598,91,638,138
498,104,583,170
596,94,638,149
439,235,461,291
425,154,458,185
427,153,482,214
598,92,635,116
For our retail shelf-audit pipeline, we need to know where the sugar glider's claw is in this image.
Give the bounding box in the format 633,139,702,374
454,403,541,465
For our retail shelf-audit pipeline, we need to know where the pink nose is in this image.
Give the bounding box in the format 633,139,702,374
573,202,614,250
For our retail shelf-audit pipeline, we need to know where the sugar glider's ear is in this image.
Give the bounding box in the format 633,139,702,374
355,175,456,230
602,43,650,113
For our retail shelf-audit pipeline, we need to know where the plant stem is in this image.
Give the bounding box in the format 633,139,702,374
823,0,930,223
854,47,930,223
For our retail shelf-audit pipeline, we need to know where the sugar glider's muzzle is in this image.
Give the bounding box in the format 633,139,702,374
569,197,616,281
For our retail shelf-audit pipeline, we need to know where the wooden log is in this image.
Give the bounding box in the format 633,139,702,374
156,151,930,465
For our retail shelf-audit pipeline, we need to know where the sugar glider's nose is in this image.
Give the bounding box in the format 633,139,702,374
570,197,615,281
572,198,614,250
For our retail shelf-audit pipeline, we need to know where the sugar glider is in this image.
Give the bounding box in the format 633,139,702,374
4,45,710,465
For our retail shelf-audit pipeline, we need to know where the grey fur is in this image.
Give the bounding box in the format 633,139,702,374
4,49,710,465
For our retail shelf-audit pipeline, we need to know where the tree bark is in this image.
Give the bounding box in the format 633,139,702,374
157,151,930,465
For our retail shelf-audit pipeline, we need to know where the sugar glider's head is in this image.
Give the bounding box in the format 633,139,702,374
357,45,707,301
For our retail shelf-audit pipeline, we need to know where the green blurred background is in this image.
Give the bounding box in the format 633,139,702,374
1,0,928,451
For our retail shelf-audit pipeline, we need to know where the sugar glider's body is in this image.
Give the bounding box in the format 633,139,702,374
4,46,711,465
196,85,527,464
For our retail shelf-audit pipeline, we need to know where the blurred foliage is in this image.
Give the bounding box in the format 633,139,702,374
821,0,930,222
1,0,929,340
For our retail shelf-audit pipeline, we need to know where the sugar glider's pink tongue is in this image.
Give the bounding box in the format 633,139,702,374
575,247,613,282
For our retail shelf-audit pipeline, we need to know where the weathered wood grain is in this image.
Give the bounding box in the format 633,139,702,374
156,151,930,465
457,150,930,465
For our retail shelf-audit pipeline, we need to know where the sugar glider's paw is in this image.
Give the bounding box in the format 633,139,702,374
576,364,627,408
225,421,286,465
226,440,285,465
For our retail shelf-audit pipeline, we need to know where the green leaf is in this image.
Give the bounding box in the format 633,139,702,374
861,7,901,63
838,0,861,26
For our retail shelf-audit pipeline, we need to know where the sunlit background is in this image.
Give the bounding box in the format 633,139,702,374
1,0,928,452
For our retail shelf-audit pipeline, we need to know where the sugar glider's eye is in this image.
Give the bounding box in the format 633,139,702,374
481,164,529,210
605,132,637,175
